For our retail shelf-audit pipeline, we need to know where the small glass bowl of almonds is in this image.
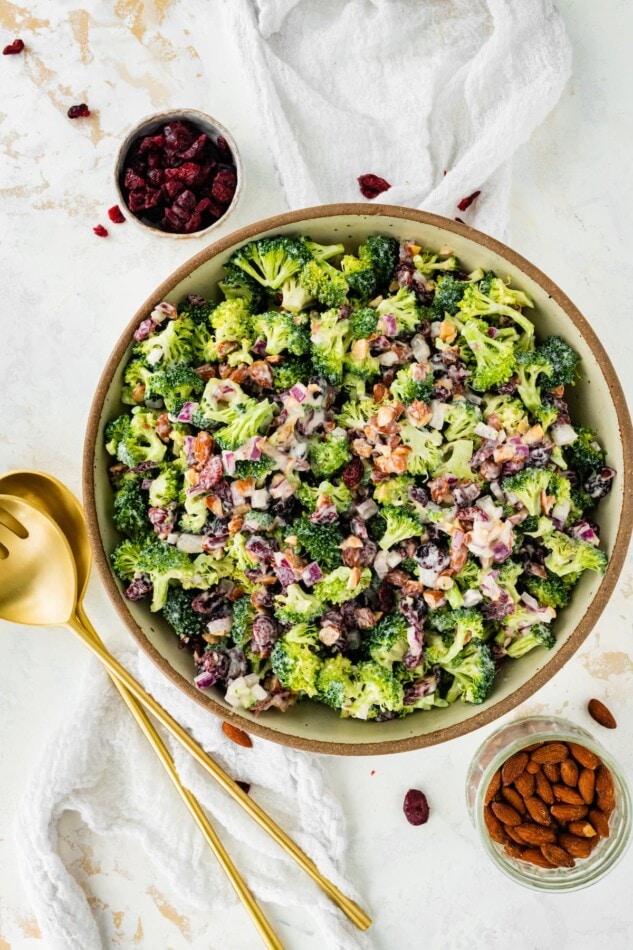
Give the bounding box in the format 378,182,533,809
466,716,631,890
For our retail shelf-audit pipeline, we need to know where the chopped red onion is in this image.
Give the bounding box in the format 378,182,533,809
289,383,308,402
377,351,399,367
356,499,379,520
463,589,483,607
176,534,206,554
475,421,499,441
222,451,236,475
520,592,541,611
302,562,324,587
251,489,270,509
492,542,512,563
206,616,232,636
551,423,577,446
141,478,153,490
380,313,398,337
429,401,447,429
194,670,217,689
411,334,431,362
489,480,505,501
177,401,198,423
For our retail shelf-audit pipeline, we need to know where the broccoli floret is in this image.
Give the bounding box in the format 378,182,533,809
357,235,399,286
179,491,208,534
538,336,580,390
214,399,276,451
308,428,350,478
114,408,168,469
299,259,348,308
274,584,322,624
348,306,379,340
149,362,204,413
137,538,197,611
230,596,256,648
482,394,527,433
443,400,482,441
252,310,310,356
341,257,378,301
367,615,409,668
110,537,145,581
412,250,458,275
433,439,475,481
543,531,608,577
426,608,487,666
377,505,423,551
162,587,204,640
506,623,556,658
376,288,422,334
229,235,311,290
271,356,310,392
122,359,155,405
514,348,553,414
293,515,343,572
454,557,482,590
445,643,495,705
458,279,535,350
219,265,268,312
497,560,523,604
295,480,352,514
503,467,553,517
570,486,594,520
148,467,180,507
304,239,345,262
335,399,380,430
234,457,277,480
105,414,132,457
209,298,253,346
134,315,196,367
399,421,443,476
271,638,321,697
390,364,434,405
317,654,357,710
224,533,259,575
460,318,517,391
113,476,148,540
343,661,404,720
565,426,605,480
523,571,571,609
315,566,372,604
344,338,381,380
432,275,467,316
373,475,414,507
310,309,351,385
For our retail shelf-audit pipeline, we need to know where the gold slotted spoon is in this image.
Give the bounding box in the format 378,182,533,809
0,482,371,935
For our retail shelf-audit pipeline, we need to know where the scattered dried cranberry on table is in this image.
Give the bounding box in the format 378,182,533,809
93,224,108,238
3,38,25,55
403,788,430,825
67,103,91,119
457,190,481,212
358,174,391,200
108,204,126,224
119,119,238,234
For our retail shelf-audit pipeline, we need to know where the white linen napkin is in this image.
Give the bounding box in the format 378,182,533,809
15,2,571,947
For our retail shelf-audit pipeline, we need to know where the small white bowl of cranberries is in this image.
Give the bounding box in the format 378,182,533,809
115,109,242,238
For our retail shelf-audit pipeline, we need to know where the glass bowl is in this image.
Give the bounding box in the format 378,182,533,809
466,716,631,891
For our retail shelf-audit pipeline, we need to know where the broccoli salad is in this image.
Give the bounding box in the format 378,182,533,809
105,233,614,721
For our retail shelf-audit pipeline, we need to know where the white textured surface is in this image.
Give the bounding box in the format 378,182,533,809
0,2,632,949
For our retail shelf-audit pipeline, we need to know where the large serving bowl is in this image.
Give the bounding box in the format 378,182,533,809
83,204,633,755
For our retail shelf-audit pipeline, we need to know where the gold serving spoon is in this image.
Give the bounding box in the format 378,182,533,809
0,484,282,950
0,477,371,933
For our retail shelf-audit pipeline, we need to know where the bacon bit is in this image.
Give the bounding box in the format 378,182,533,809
363,424,381,443
373,382,388,403
341,535,364,549
284,534,298,547
375,405,399,430
195,364,218,382
319,624,342,646
264,354,284,364
229,366,249,384
403,579,425,596
358,173,391,200
228,515,244,535
185,468,199,486
449,542,469,574
423,590,447,609
523,424,544,445
550,385,565,397
258,575,279,586
234,477,255,497
351,338,370,359
249,360,274,388
131,381,146,403
516,416,530,434
155,412,172,442
206,494,224,516
348,567,362,589
352,438,373,459
541,490,555,516
406,400,433,428
439,319,457,344
355,607,379,629
193,431,213,468
493,442,517,463
228,586,246,602
428,475,454,504
457,190,481,212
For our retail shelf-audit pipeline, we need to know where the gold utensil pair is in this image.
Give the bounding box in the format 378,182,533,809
0,472,371,948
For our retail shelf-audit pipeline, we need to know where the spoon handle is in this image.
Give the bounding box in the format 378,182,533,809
66,614,371,932
75,610,283,950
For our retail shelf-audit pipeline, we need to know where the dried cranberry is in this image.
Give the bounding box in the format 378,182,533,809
251,614,278,657
179,133,208,161
174,189,197,212
182,212,203,233
3,38,25,55
163,121,196,150
124,168,146,191
127,190,146,213
216,135,232,158
125,575,152,601
139,134,165,152
143,188,162,209
358,173,391,200
67,103,91,119
107,204,125,224
147,168,164,186
403,789,430,826
342,457,364,489
163,178,186,200
211,167,237,204
93,224,108,237
457,190,481,212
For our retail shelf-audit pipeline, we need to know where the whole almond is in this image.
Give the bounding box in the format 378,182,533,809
502,751,529,786
521,848,555,868
531,743,569,765
567,742,599,770
484,769,502,806
588,698,617,729
559,833,593,859
560,758,579,787
578,768,596,805
526,760,541,774
502,787,527,815
504,840,525,860
543,763,561,783
222,722,253,748
595,765,616,814
491,801,522,826
524,796,552,826
553,784,585,806
515,770,536,799
541,843,575,868
535,770,555,805
551,804,589,822
514,823,557,845
522,742,544,753
506,825,528,845
484,805,508,844
568,820,597,838
588,808,611,838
